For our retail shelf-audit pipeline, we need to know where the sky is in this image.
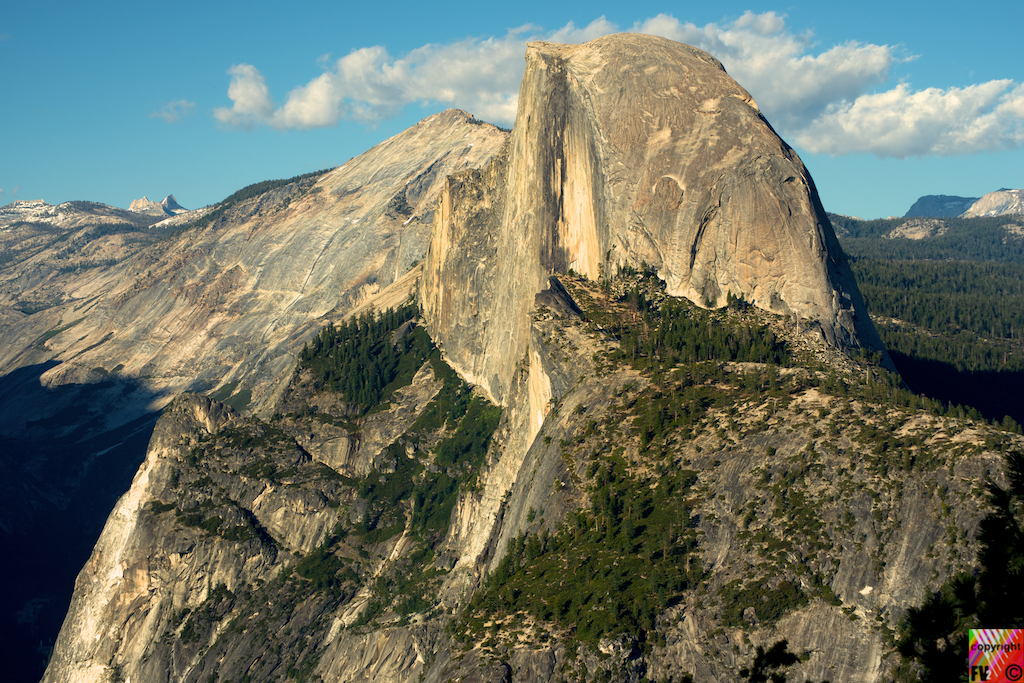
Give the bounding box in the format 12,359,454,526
2,0,1022,219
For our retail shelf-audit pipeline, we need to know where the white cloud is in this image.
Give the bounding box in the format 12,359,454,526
795,81,1024,157
213,20,612,130
212,13,1024,157
630,12,898,131
273,71,345,128
545,17,618,44
151,99,196,123
213,28,534,130
214,64,275,128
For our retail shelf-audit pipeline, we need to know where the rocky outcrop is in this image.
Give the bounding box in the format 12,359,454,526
40,350,467,683
162,194,186,213
962,188,1024,217
885,218,947,240
41,392,350,683
421,34,887,406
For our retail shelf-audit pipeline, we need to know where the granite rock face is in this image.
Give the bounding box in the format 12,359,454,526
409,42,899,656
962,188,1024,217
0,110,506,417
40,394,317,683
421,34,886,405
40,279,1007,683
0,109,507,681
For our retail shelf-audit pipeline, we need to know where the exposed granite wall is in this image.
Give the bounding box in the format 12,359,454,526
421,35,889,408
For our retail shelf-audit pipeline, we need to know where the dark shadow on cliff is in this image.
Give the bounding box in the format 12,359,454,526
0,361,162,683
890,351,1024,426
893,451,1024,681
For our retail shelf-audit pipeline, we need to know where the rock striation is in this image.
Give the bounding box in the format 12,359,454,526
421,34,886,405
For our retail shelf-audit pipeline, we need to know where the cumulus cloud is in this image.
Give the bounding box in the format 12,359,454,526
795,81,1024,157
151,99,196,123
213,20,613,130
631,12,898,132
214,64,275,128
212,12,1024,157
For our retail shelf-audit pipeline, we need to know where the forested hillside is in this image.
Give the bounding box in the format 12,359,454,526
835,212,1024,427
832,213,1024,263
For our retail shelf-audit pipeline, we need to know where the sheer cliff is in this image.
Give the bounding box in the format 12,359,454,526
421,34,887,406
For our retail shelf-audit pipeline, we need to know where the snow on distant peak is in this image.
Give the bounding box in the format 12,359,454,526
961,189,1024,218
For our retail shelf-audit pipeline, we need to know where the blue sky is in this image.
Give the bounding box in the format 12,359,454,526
2,0,1022,219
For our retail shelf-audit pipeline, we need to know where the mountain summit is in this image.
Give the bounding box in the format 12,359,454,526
962,188,1024,217
903,194,979,218
161,194,185,213
128,194,188,217
423,34,888,404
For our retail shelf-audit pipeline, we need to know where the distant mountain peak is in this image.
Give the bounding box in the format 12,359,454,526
161,195,184,212
129,194,188,217
961,188,1024,218
904,194,978,218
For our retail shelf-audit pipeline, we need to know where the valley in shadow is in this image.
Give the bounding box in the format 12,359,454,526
0,361,162,683
889,350,1024,427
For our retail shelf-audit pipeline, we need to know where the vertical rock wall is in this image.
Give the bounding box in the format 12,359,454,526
421,34,888,407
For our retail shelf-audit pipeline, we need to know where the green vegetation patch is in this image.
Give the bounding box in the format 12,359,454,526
35,317,86,347
835,213,1024,264
293,545,358,595
579,270,789,373
463,458,701,649
851,258,1024,355
179,583,236,644
719,579,808,628
299,302,431,414
844,257,1024,426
